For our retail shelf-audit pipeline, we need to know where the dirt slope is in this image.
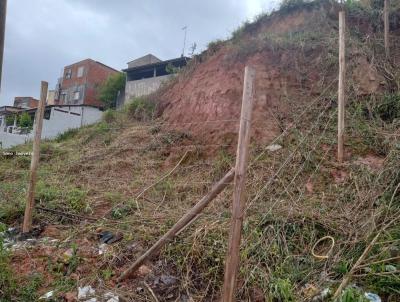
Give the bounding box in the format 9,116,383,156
159,0,399,145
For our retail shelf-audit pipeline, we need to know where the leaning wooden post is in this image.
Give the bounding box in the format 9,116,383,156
222,66,256,302
384,0,390,58
337,10,345,164
22,81,48,233
118,168,235,282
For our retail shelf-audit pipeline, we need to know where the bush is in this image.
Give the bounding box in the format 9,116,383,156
18,112,33,129
125,97,156,121
99,73,126,109
102,109,117,123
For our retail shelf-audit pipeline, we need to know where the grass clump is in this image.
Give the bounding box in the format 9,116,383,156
55,128,79,142
125,97,156,121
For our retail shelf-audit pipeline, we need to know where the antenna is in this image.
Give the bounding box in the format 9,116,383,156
181,26,187,57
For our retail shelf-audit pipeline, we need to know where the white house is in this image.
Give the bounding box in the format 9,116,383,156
0,105,103,149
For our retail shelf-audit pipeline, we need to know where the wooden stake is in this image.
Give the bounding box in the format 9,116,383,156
337,11,345,164
384,0,390,58
222,66,256,302
22,81,48,233
117,168,235,282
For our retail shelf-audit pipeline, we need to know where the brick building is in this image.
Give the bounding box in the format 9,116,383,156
14,97,39,109
57,59,119,107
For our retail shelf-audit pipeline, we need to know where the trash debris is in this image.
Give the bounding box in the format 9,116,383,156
364,292,381,302
385,264,396,272
39,290,54,300
312,288,331,301
160,274,177,286
98,231,123,244
78,285,96,300
104,292,119,302
266,144,282,152
98,243,109,255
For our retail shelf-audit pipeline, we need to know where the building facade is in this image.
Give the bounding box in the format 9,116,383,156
57,59,119,107
14,97,39,109
122,54,188,107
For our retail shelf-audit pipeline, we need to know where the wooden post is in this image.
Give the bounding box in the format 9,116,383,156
222,66,256,302
337,11,345,164
118,168,235,282
22,81,48,233
384,0,389,58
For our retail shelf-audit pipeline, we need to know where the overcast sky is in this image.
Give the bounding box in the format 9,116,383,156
0,0,280,106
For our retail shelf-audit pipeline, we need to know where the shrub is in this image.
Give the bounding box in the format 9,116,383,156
375,94,400,123
18,112,33,129
99,73,126,109
67,188,87,212
103,109,117,123
125,97,156,121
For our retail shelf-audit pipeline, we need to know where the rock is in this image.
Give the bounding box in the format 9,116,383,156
98,243,109,255
104,292,119,302
65,292,77,302
137,265,151,276
160,274,177,286
78,285,95,300
266,144,282,152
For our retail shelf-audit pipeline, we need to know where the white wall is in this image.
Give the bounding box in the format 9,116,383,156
0,106,103,149
0,132,30,149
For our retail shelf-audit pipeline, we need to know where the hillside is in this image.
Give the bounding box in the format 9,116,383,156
1,0,400,301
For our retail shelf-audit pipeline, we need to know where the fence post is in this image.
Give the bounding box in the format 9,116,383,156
22,81,48,233
222,66,256,302
384,0,389,58
337,11,345,164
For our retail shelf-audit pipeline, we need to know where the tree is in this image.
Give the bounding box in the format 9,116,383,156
99,73,126,109
18,112,33,129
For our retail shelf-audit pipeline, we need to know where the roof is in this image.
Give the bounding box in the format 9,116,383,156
127,54,161,68
123,56,189,72
23,104,104,113
64,58,120,73
0,106,23,115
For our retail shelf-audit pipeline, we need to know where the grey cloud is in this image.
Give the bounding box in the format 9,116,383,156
1,0,273,106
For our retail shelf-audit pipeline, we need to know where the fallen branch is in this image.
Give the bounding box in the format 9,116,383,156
117,168,235,282
36,206,98,222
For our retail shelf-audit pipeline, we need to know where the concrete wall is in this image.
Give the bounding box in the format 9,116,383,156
0,106,103,149
125,74,171,102
0,132,30,149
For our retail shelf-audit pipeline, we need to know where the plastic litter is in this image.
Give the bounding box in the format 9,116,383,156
364,292,381,302
39,290,54,300
266,144,282,152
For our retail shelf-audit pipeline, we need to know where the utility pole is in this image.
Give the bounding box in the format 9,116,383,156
0,0,7,92
181,26,187,57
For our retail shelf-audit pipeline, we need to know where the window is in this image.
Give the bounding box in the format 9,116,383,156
73,91,80,101
77,66,84,78
65,69,72,79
